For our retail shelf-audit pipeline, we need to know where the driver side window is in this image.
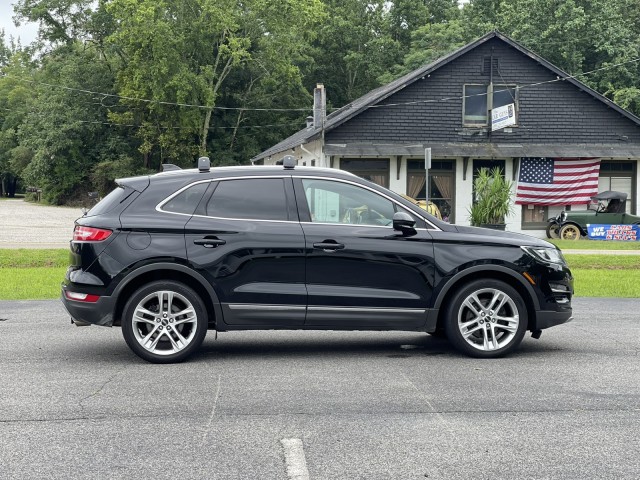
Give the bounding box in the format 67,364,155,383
302,179,395,226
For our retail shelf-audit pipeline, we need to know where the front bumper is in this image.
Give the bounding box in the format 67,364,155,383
533,309,573,330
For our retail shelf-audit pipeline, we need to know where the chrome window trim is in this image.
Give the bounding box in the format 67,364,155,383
154,173,440,230
155,175,293,222
299,175,440,231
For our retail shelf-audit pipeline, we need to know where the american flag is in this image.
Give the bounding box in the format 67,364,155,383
515,157,601,205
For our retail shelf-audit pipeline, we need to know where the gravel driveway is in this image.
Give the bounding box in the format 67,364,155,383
0,199,80,249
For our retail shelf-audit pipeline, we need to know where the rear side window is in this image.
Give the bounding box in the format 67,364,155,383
206,178,288,221
163,182,208,215
86,186,131,217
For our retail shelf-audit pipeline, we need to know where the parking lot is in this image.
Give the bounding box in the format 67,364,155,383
0,199,79,248
0,297,639,479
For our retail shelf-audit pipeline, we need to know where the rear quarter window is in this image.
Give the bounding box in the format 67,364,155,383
162,182,209,215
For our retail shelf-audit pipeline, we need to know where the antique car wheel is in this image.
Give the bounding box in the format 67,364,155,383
122,281,208,363
546,223,560,239
560,224,582,241
444,279,527,358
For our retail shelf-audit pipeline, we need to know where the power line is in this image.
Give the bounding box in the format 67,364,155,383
0,72,312,113
2,54,639,118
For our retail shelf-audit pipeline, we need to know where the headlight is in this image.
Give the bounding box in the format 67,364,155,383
521,246,567,265
559,211,567,222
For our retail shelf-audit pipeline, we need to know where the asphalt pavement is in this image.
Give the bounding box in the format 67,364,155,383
0,297,639,479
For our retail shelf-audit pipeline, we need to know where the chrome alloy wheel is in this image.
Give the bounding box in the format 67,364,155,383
131,290,198,356
457,288,520,352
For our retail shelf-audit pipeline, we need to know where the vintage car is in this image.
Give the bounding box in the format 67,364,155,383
546,190,640,240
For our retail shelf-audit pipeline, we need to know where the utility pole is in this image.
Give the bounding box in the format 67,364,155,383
425,147,431,203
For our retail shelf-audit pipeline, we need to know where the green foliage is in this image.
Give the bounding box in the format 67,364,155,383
91,155,153,196
2,0,640,204
469,167,514,226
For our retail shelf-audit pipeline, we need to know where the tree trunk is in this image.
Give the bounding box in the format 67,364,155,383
200,107,213,156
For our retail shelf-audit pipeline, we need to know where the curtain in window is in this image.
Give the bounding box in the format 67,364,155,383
432,175,452,200
407,174,425,199
368,175,387,187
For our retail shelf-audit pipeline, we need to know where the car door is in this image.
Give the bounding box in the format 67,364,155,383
294,176,436,329
184,176,306,327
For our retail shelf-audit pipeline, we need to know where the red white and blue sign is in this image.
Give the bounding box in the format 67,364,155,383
587,224,640,241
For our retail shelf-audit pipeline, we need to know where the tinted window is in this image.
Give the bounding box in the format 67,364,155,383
163,182,208,215
302,179,395,226
87,186,131,217
206,178,288,221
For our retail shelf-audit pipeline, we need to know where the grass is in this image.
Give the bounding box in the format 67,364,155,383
549,239,640,250
0,267,67,300
0,249,68,300
0,249,68,268
0,250,638,300
563,254,640,269
571,270,640,297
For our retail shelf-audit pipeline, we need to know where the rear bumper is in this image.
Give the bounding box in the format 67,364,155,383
61,285,116,327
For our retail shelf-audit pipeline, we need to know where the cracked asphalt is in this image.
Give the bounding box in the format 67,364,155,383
0,297,639,479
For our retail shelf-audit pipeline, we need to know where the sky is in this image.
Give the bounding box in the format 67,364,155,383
0,1,39,46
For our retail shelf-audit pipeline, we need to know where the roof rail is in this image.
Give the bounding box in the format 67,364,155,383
161,164,181,172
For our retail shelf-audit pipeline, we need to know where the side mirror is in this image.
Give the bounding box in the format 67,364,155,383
392,211,416,233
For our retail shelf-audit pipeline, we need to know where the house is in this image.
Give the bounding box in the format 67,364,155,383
251,31,640,236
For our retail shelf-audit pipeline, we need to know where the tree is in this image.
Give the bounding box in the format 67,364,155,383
18,44,134,203
106,0,323,166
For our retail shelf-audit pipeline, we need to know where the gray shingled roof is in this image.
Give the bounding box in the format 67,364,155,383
251,31,640,162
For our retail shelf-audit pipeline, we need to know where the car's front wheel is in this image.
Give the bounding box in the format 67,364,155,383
559,224,582,240
445,279,528,358
122,281,208,363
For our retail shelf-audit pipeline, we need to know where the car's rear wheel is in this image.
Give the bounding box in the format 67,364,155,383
445,280,527,358
559,224,581,240
122,281,208,363
546,223,560,239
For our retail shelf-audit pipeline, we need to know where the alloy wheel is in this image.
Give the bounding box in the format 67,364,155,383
457,288,520,352
131,290,198,356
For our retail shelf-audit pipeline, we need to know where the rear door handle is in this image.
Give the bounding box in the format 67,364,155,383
194,237,226,248
313,241,345,252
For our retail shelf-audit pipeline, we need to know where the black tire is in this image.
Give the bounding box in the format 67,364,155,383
546,223,560,239
444,279,528,358
122,280,208,363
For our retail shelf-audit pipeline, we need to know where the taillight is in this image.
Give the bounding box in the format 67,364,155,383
73,226,112,242
64,291,100,303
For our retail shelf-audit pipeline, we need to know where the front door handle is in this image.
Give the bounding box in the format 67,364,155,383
194,237,226,248
313,241,345,252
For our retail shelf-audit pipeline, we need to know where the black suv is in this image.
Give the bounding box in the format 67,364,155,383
61,157,573,363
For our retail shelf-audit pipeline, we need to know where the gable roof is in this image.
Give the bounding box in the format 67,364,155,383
252,30,640,162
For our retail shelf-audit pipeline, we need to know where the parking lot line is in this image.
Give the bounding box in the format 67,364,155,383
281,438,310,480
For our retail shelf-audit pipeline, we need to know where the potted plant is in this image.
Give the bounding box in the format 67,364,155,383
468,166,514,230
